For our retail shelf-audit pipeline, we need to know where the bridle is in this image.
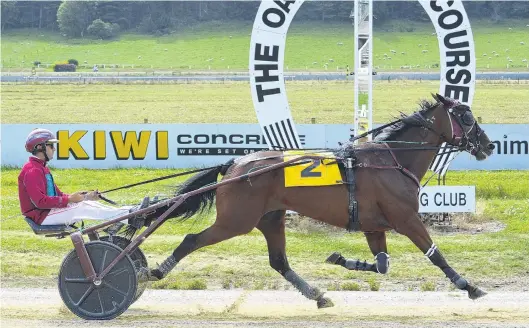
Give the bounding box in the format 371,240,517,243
446,104,485,156
420,101,484,156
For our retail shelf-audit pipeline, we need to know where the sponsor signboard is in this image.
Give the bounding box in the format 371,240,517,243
2,124,527,170
419,186,475,213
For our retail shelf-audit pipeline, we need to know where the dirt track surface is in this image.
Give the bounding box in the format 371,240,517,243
1,288,528,327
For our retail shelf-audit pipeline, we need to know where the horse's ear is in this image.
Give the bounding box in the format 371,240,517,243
431,93,439,102
435,93,451,106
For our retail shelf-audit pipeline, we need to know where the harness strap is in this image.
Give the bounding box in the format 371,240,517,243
355,144,421,189
344,157,360,232
342,143,424,232
385,145,421,188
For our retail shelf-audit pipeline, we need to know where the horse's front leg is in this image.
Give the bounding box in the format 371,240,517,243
326,231,390,274
397,213,486,299
423,242,487,299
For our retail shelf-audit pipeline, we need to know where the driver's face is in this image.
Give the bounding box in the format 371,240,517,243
45,143,56,160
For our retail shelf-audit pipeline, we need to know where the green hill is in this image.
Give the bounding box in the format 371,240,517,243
1,20,528,71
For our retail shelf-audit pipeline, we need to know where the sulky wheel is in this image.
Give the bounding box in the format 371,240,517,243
100,235,148,302
58,241,137,320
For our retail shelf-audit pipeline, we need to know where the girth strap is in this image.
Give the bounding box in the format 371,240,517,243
344,157,360,232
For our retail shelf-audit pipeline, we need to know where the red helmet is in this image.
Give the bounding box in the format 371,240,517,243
25,128,59,153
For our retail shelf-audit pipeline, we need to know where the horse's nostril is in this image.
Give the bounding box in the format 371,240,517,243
487,143,495,150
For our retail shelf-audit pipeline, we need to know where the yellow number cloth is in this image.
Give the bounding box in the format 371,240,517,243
283,151,343,187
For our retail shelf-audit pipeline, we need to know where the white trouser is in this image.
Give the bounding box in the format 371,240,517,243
41,201,132,226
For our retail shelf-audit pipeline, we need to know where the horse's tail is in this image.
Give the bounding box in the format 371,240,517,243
166,158,235,221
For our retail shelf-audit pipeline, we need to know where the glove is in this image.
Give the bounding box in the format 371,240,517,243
84,190,101,201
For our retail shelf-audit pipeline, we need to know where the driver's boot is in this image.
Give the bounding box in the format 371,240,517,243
128,196,151,229
104,196,150,235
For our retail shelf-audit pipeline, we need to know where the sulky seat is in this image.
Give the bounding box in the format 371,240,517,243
24,217,75,236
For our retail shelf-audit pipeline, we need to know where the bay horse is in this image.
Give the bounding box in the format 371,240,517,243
147,94,494,308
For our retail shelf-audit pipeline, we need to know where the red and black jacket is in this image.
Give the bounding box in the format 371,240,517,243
18,157,69,224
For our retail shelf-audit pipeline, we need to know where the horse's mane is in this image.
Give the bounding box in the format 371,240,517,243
373,99,439,141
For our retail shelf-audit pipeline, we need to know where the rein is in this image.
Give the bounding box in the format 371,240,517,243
349,118,403,143
99,165,224,194
420,151,460,188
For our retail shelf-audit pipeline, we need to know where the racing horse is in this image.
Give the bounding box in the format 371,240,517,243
147,94,494,308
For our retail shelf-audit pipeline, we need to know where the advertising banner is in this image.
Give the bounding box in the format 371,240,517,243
419,186,476,213
2,124,527,170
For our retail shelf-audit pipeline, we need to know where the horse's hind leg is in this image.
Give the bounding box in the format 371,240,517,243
326,231,390,274
257,210,334,309
397,214,486,300
149,219,256,280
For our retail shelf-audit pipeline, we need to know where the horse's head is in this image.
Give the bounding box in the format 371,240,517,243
433,94,494,161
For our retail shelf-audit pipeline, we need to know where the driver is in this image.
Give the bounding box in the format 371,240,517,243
18,128,150,226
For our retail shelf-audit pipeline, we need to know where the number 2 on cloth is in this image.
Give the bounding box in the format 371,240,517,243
300,160,322,178
283,151,341,187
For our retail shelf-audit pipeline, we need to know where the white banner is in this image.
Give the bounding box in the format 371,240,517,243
249,0,304,150
420,0,477,175
2,124,527,170
420,0,476,105
419,186,476,213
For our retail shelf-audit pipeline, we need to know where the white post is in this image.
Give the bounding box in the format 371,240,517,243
353,0,373,144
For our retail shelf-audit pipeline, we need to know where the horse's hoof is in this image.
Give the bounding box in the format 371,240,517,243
317,297,334,309
326,252,343,265
309,287,324,300
467,285,487,300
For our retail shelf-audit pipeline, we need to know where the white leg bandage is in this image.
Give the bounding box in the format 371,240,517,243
425,244,437,257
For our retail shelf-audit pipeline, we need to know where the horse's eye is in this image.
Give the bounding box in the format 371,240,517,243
461,111,475,126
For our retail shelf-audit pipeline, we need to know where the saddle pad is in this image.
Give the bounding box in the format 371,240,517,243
284,151,342,187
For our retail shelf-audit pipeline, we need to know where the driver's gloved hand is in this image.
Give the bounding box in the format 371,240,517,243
84,190,101,201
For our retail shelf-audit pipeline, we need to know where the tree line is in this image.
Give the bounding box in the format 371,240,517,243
2,1,529,38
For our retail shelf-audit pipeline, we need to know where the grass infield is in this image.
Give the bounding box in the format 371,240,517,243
2,20,528,71
1,80,528,124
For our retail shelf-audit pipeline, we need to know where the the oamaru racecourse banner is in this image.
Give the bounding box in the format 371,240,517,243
420,0,477,175
2,124,528,170
249,0,478,177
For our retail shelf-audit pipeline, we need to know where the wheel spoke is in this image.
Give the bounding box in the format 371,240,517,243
99,249,108,274
64,277,91,283
97,290,106,315
102,281,128,297
74,285,95,307
106,267,128,278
